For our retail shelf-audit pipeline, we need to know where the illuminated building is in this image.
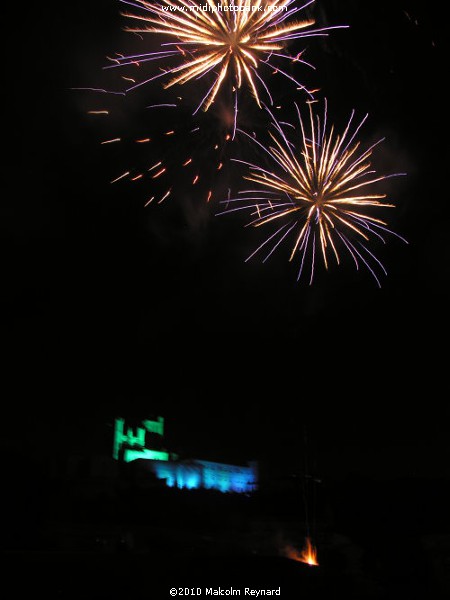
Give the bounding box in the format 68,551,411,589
113,417,257,493
113,417,170,462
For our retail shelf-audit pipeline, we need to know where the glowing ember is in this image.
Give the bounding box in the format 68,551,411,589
283,537,319,566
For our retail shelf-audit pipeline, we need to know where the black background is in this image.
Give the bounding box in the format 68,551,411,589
7,0,449,479
5,2,450,598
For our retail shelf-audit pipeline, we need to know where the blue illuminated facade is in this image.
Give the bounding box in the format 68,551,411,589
151,459,258,493
113,417,258,493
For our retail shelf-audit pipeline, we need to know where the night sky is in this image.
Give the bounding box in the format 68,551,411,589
7,1,449,480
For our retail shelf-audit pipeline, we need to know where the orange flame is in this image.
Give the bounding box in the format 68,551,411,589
282,537,319,566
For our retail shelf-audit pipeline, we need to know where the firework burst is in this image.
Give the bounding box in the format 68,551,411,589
109,0,346,117
218,100,407,286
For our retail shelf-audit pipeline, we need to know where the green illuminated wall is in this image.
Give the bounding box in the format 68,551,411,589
113,417,168,462
142,418,164,436
124,448,169,463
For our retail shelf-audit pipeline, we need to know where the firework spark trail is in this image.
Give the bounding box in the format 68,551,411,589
217,100,407,286
82,93,241,204
106,0,347,116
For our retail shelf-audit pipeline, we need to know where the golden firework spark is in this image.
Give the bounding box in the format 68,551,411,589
218,100,407,286
110,0,346,115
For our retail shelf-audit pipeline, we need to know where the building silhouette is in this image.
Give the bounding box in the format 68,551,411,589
113,416,257,493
